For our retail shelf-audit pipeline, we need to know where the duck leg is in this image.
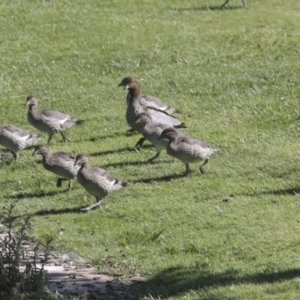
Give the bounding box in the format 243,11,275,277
11,150,18,161
147,150,161,163
135,137,146,148
184,163,190,175
199,159,208,174
81,196,103,212
47,134,53,144
56,178,67,188
60,132,69,142
68,180,73,192
220,0,247,8
220,0,229,8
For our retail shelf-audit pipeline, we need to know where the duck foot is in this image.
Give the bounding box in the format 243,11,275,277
80,200,103,212
134,137,146,148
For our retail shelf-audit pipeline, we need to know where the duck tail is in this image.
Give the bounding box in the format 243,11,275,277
174,108,183,114
76,119,85,125
121,181,128,187
175,122,186,129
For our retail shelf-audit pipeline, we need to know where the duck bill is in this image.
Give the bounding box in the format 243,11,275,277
117,82,129,90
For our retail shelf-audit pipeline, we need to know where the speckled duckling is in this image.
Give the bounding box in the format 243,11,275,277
33,144,79,192
26,95,84,144
158,127,218,174
118,77,185,147
0,124,42,160
135,112,171,162
74,153,128,211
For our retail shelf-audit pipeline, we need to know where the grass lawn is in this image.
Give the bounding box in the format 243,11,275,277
1,0,300,299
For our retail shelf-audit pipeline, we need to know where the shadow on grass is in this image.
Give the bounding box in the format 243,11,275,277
169,5,243,11
79,131,129,143
130,172,187,184
262,187,300,196
89,144,153,157
233,187,300,198
134,265,300,299
30,206,86,217
31,130,135,145
75,130,151,144
99,157,174,169
6,190,67,200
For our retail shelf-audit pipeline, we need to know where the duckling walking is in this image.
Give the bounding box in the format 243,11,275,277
26,95,84,144
0,124,41,160
74,154,128,211
135,112,171,162
158,127,218,174
33,144,79,192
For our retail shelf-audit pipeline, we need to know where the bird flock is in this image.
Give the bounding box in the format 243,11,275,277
0,77,218,211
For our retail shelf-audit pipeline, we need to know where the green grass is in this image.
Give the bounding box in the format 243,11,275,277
1,0,300,299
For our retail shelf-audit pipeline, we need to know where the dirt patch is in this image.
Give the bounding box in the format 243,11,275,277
0,227,145,299
44,254,144,299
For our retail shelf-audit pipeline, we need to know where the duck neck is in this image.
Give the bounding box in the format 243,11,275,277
28,103,36,113
127,85,140,101
41,152,50,164
79,161,89,171
163,134,176,146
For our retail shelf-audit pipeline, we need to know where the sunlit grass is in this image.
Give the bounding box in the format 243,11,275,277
1,0,300,299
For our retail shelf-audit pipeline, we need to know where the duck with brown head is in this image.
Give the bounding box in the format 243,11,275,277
118,77,182,114
118,77,185,147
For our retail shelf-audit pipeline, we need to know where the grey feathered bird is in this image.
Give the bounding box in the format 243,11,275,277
26,95,84,144
33,144,80,192
0,124,42,160
135,112,171,162
118,77,185,147
74,153,128,211
119,77,182,115
158,127,218,174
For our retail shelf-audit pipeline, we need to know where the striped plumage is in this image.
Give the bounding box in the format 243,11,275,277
26,95,84,144
75,153,128,211
33,144,79,192
0,124,42,160
135,112,171,162
118,77,185,146
158,127,218,174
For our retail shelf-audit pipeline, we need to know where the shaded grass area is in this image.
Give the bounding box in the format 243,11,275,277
136,266,300,299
